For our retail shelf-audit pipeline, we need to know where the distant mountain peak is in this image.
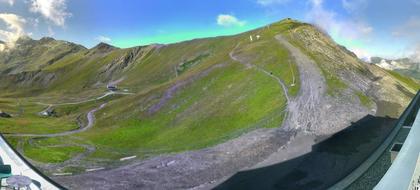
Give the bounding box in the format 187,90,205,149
90,42,117,54
15,35,33,43
39,37,56,43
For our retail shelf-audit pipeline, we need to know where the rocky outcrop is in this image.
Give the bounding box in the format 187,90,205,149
286,23,412,117
0,111,11,118
98,45,155,81
39,106,57,117
0,70,56,88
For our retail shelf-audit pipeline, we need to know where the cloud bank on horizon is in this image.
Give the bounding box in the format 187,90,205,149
0,0,420,61
0,13,26,49
0,0,70,49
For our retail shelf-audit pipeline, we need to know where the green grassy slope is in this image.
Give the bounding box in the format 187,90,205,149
0,21,296,169
386,70,420,90
0,19,418,173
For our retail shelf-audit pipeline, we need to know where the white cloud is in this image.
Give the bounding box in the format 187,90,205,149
29,0,71,27
95,35,112,43
0,13,26,50
412,0,420,5
217,14,246,27
310,0,323,7
411,44,420,62
0,0,14,6
256,0,290,6
392,17,420,62
342,0,368,14
360,25,373,34
350,47,371,62
392,16,420,38
0,44,5,51
392,16,420,63
306,0,373,59
47,26,54,36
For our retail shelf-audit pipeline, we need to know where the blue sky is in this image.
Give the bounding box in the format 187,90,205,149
1,0,420,61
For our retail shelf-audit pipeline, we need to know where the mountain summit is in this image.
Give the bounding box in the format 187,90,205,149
0,36,86,74
90,42,118,54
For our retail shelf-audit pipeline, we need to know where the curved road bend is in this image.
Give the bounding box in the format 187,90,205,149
5,103,107,138
7,91,134,137
35,91,133,106
229,42,291,102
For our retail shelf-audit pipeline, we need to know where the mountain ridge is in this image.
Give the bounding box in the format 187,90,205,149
371,56,420,80
0,18,419,189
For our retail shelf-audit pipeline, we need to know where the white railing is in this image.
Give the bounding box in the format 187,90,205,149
0,135,64,190
374,106,420,190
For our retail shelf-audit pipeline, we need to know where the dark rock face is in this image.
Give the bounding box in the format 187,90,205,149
98,46,154,81
0,111,11,118
0,70,57,88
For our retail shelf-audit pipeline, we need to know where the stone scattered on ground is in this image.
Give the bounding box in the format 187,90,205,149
39,106,57,117
0,110,11,118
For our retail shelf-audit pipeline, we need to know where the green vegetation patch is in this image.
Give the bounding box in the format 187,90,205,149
79,62,287,157
23,142,85,163
234,35,300,97
355,91,373,108
387,70,420,91
322,68,348,96
0,100,79,134
176,53,210,75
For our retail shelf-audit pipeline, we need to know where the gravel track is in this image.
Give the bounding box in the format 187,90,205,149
7,90,134,137
35,91,133,106
6,103,107,138
229,42,290,102
274,34,326,132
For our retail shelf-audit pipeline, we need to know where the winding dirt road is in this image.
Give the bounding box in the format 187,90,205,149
35,91,133,106
6,103,107,137
229,42,291,102
8,90,134,137
274,34,326,132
